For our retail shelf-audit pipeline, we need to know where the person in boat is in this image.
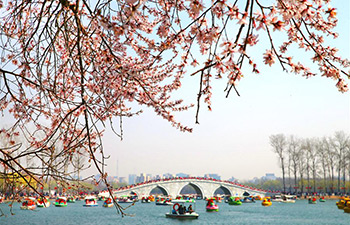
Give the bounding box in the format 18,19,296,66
172,208,177,214
187,204,193,214
183,205,186,213
178,205,184,214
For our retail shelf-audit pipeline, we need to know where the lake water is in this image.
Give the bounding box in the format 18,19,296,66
0,199,348,225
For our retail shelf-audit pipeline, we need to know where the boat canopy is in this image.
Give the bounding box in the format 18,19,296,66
172,199,196,204
284,195,296,198
84,196,96,200
98,191,110,198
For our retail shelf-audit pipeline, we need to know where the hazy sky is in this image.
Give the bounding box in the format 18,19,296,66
99,1,350,181
103,70,349,180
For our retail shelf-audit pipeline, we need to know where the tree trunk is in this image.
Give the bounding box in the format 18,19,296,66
343,163,346,194
78,165,80,196
323,166,327,194
281,158,286,193
288,164,292,194
313,163,316,194
331,166,335,193
348,165,350,195
300,172,304,195
338,167,341,193
307,165,310,195
338,150,343,193
294,170,297,194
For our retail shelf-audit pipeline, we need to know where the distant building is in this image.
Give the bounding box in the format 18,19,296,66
263,173,277,180
107,176,117,183
154,174,162,180
204,173,221,180
163,173,175,179
128,174,136,184
248,177,259,184
135,173,146,183
228,176,236,182
146,174,152,181
119,177,127,183
176,173,189,178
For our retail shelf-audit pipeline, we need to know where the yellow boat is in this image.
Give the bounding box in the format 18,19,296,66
336,197,350,210
254,195,262,201
262,197,272,206
149,195,155,202
344,206,350,213
344,200,350,213
337,200,345,209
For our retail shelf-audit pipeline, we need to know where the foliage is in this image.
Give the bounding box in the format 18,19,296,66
244,179,283,191
111,182,128,190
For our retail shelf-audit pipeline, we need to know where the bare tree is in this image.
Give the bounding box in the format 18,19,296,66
297,147,306,194
346,143,350,194
71,147,88,195
270,134,287,193
272,133,349,195
318,137,330,193
308,139,319,193
331,131,349,193
301,139,312,194
344,139,350,194
287,151,292,193
324,136,336,193
288,135,300,193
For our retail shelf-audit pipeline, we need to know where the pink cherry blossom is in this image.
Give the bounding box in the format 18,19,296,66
263,50,275,66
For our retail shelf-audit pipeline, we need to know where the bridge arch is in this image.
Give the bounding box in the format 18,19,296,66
178,182,204,197
243,191,251,196
214,185,232,196
149,185,169,196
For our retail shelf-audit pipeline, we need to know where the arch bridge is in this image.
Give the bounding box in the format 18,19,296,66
99,178,270,198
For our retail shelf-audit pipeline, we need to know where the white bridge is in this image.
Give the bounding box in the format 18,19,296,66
100,178,270,198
